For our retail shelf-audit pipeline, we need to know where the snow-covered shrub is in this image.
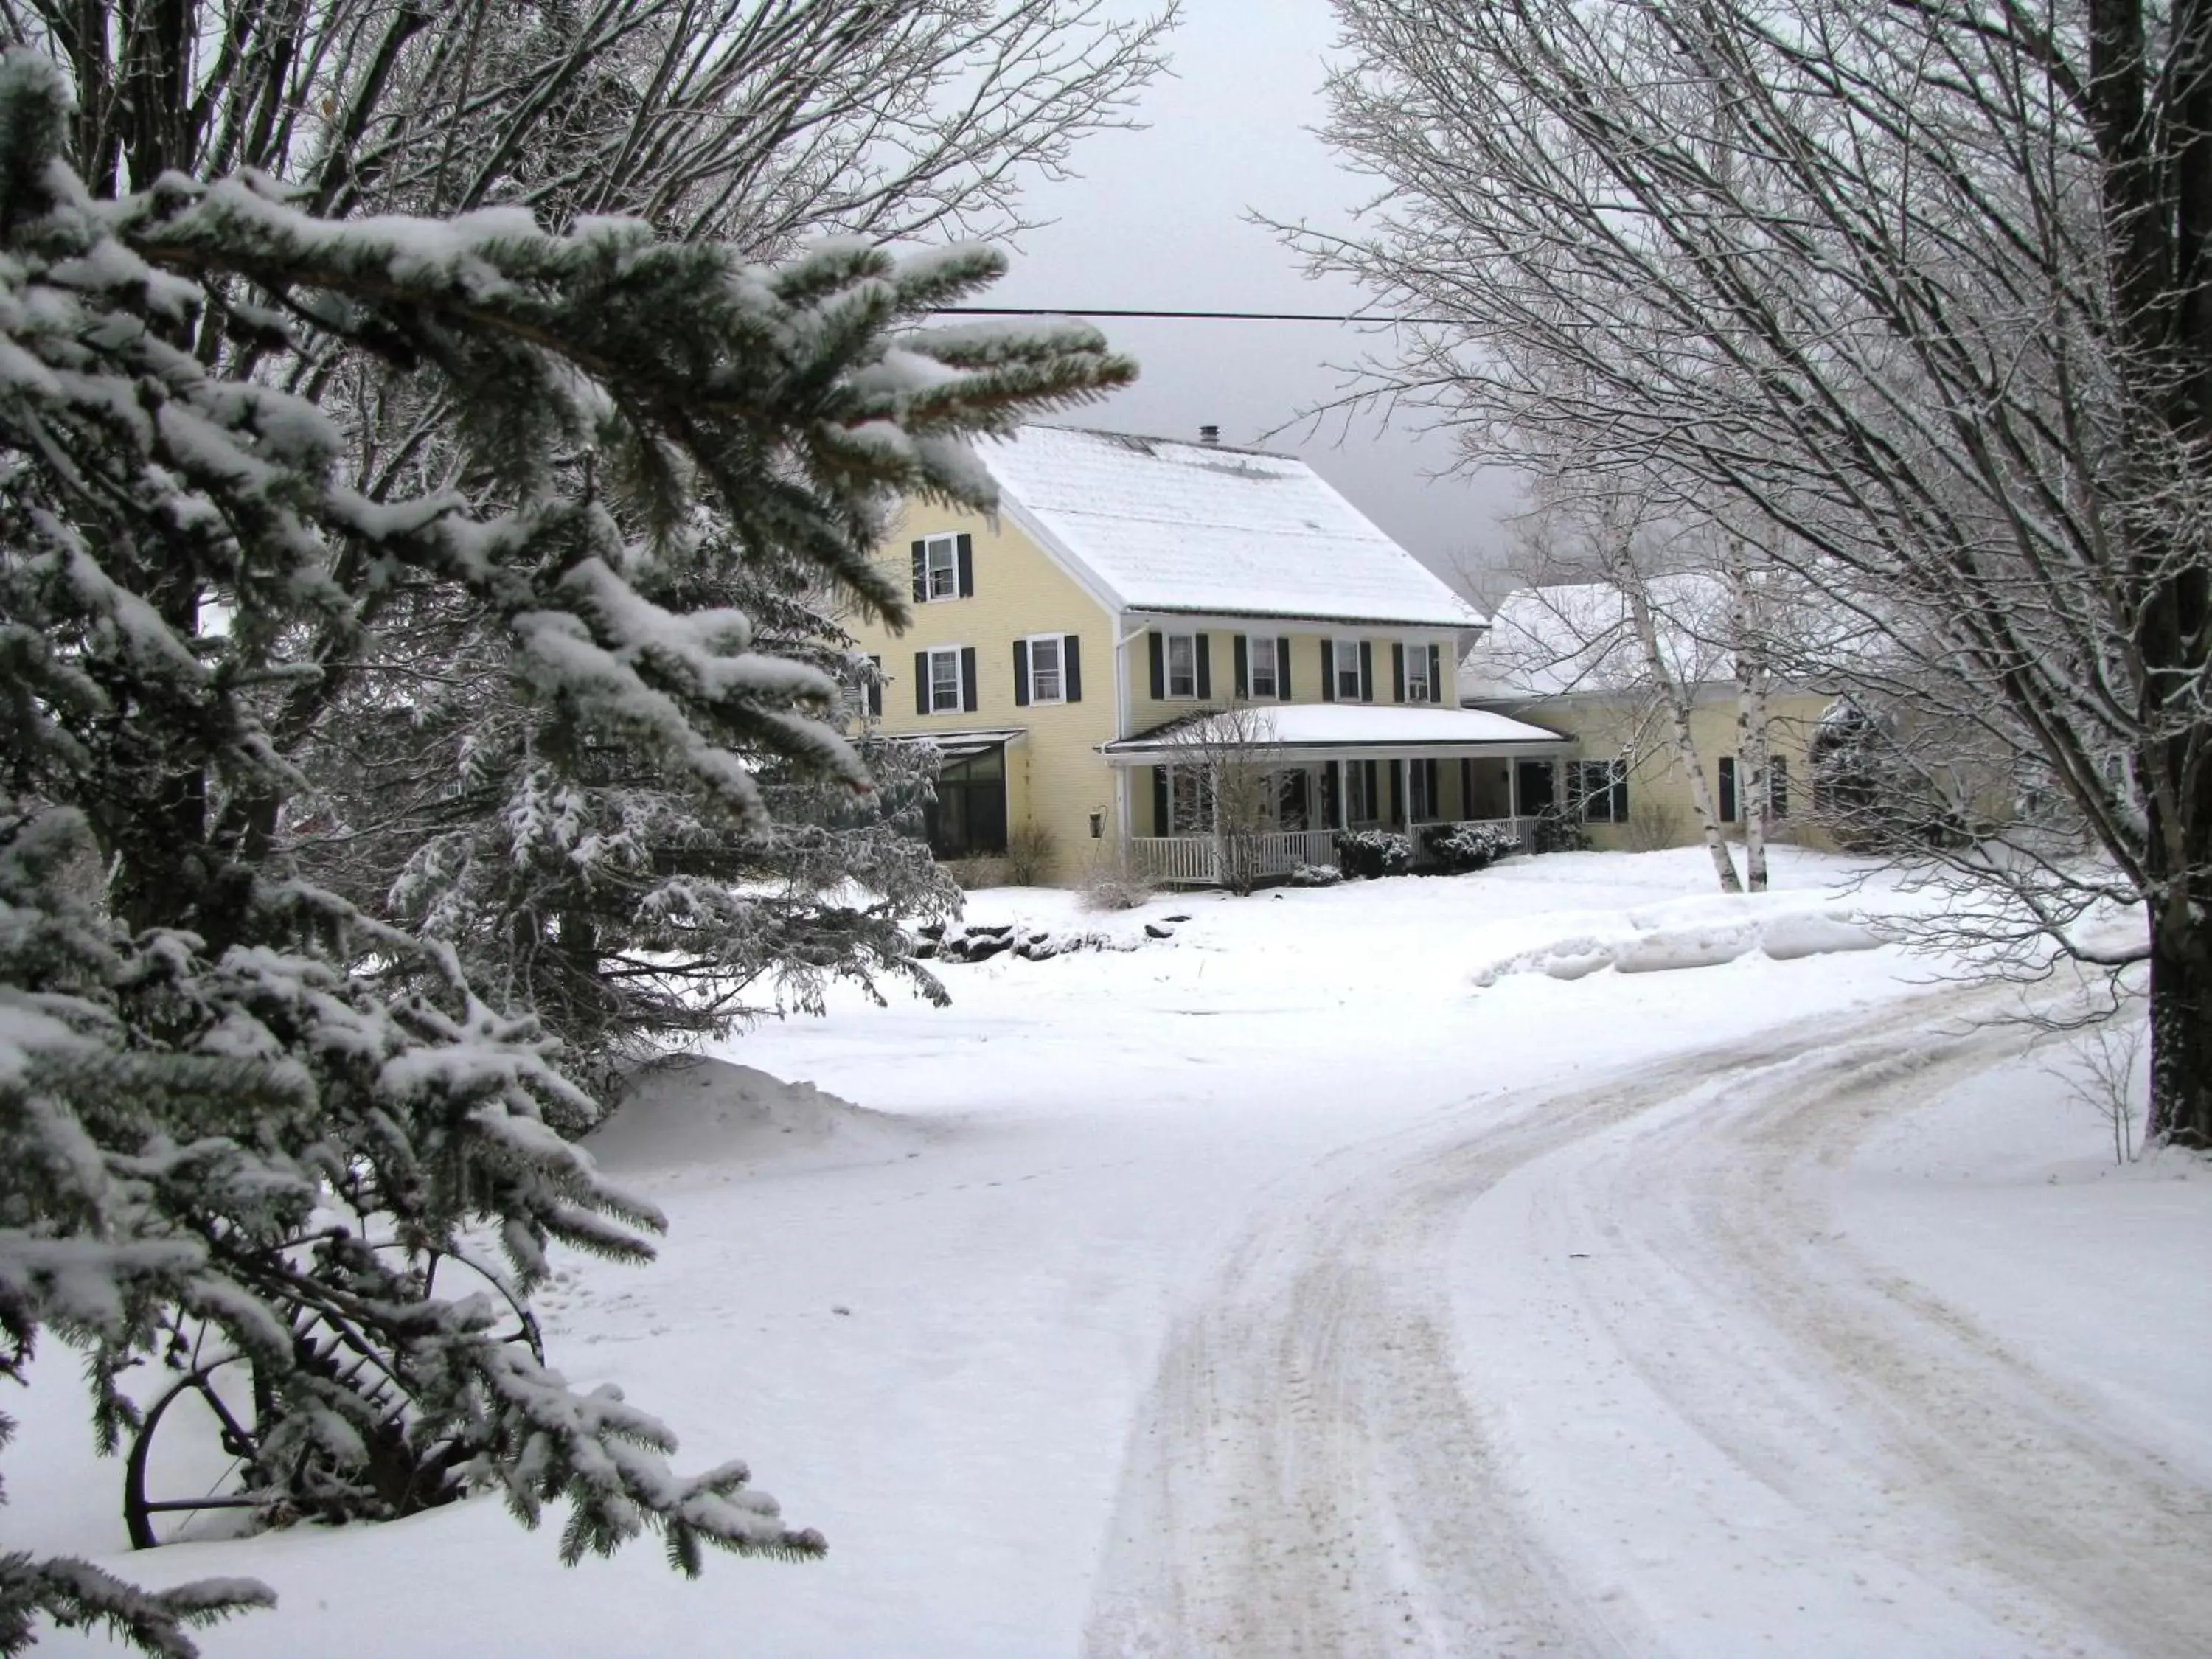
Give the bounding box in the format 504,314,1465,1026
1529,807,1592,855
1289,863,1343,886
1079,863,1157,911
1337,830,1413,879
946,855,1012,890
1421,822,1520,874
1004,823,1060,886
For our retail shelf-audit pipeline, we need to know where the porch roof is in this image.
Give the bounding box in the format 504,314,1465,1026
885,726,1027,760
1099,703,1572,762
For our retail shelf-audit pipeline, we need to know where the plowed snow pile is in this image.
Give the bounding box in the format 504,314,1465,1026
587,1057,920,1175
1473,890,1884,984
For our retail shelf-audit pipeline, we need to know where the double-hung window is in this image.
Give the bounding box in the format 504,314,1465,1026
1334,638,1365,701
1019,633,1075,704
1166,632,1198,699
1407,758,1437,821
1579,759,1629,822
913,532,968,602
1343,759,1371,824
1248,636,1280,699
928,646,964,713
1404,645,1433,703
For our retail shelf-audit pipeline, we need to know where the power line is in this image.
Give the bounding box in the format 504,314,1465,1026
928,305,1456,325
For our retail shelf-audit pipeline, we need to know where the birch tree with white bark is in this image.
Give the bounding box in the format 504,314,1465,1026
1295,0,2212,1145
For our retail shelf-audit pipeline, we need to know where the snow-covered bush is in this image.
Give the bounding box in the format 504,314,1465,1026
1337,830,1413,879
1421,823,1520,874
0,47,1131,1654
1004,824,1060,886
1079,863,1158,911
1288,863,1343,887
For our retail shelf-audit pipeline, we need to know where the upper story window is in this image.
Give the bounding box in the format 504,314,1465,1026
1335,637,1365,701
1403,643,1433,703
1016,633,1081,706
1166,632,1197,699
1248,635,1280,700
917,644,975,714
911,532,973,602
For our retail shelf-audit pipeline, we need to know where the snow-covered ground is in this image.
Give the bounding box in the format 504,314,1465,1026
13,848,2209,1656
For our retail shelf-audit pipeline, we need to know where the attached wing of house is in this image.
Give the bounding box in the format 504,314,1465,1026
1459,577,1847,851
841,424,1573,883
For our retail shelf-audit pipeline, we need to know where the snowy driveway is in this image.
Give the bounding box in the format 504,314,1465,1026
15,851,2208,1658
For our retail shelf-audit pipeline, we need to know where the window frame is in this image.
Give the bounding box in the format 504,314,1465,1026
1023,633,1066,704
1342,758,1371,825
1403,642,1433,704
1333,636,1365,702
1407,757,1436,822
926,644,964,714
1579,758,1629,823
1248,634,1280,700
1164,631,1199,700
922,533,960,602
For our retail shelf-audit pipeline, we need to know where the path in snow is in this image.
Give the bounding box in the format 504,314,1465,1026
1082,987,2212,1658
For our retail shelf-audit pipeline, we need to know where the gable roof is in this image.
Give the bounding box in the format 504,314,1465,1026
1458,577,1731,700
973,425,1482,629
1458,574,1872,702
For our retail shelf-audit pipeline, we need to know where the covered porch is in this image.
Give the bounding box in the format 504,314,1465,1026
1102,705,1574,886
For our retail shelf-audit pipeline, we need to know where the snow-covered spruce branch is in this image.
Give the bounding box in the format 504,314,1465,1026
0,40,1134,1652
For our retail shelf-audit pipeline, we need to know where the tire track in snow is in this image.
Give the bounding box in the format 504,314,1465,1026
1081,992,2002,1658
1554,1009,2212,1655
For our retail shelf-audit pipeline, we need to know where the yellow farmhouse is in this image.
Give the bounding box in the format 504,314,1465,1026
1458,580,1841,853
841,425,1575,885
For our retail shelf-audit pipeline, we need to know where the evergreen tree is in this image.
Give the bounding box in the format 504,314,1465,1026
0,46,1131,1655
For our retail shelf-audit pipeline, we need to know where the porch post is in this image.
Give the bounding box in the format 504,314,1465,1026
1508,759,1520,821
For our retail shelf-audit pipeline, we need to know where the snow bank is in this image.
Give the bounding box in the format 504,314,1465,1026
585,1057,916,1173
1473,892,1885,986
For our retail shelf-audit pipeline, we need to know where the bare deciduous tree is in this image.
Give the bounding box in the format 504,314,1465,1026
1293,0,2212,1144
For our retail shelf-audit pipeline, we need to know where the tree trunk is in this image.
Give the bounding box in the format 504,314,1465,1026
2147,897,2212,1147
1619,550,1740,893
1728,532,1770,893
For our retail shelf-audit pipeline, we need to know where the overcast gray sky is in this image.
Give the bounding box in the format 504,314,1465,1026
976,1,1526,599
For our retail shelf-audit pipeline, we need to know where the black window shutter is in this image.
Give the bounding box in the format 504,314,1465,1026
1359,641,1374,702
1012,639,1031,706
1429,644,1443,704
1063,634,1082,703
869,655,883,718
1320,639,1335,702
961,646,978,713
1719,757,1737,823
910,540,927,602
1195,634,1212,700
914,650,930,714
956,533,975,597
1148,631,1164,700
1277,636,1292,699
1234,634,1249,699
1152,766,1169,835
1612,763,1629,823
1392,642,1406,703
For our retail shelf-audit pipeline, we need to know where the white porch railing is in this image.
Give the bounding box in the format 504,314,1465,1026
1127,829,1339,886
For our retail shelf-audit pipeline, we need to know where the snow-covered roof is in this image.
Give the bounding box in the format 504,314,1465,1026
1459,574,1873,703
1457,577,1730,702
1102,703,1568,758
975,425,1483,629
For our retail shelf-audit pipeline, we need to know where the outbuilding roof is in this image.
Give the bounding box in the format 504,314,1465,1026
975,425,1484,629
